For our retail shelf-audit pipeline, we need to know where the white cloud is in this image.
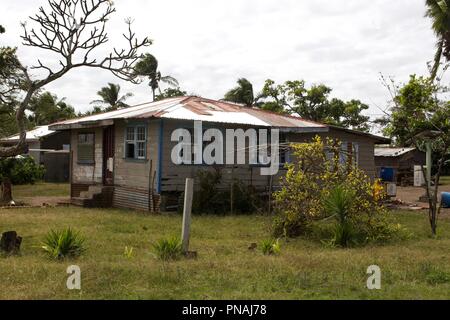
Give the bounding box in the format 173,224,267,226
1,0,442,118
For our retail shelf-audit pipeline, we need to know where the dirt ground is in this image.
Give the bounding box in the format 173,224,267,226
395,185,450,214
21,196,70,207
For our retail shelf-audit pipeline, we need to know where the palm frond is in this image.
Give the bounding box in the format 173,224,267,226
431,38,444,80
160,75,179,87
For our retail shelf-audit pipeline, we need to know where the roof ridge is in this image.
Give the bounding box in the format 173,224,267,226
52,96,187,125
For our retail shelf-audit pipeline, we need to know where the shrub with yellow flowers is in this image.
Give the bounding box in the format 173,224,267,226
272,136,402,245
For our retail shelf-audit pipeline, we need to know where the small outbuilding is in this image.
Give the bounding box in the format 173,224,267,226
374,146,426,185
0,125,71,182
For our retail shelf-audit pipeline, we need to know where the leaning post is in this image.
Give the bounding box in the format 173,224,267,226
181,178,194,253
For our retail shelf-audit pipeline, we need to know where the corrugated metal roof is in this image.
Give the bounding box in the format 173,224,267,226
1,125,55,142
49,96,328,130
374,147,416,157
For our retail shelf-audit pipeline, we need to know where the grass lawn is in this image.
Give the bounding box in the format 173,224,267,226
440,176,450,186
0,205,449,299
13,182,70,199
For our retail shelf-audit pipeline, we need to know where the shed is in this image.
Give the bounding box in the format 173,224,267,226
374,146,426,185
0,125,71,182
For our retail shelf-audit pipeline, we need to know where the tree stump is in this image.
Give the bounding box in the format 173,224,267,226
0,178,13,204
0,231,22,254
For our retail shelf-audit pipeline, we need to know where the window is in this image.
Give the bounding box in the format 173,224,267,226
77,133,94,164
125,125,147,160
279,132,290,165
351,142,359,166
339,141,359,167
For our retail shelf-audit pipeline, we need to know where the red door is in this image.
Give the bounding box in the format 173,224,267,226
103,126,115,185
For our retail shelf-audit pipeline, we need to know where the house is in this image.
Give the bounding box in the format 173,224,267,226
374,146,426,185
49,96,389,211
0,126,71,182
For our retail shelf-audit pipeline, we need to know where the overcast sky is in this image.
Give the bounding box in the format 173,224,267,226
1,0,440,119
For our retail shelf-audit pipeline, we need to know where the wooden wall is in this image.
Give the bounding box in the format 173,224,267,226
113,119,160,190
291,128,378,179
160,119,288,192
41,131,70,150
70,127,103,184
110,119,160,210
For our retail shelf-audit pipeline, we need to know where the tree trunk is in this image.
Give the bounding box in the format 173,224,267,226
0,231,22,254
430,203,437,236
0,178,13,204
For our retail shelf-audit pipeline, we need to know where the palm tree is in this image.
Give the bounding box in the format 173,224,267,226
425,0,450,79
223,78,255,107
134,53,178,101
90,83,133,111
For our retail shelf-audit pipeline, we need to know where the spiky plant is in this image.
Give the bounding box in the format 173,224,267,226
41,228,86,260
153,236,182,261
124,246,134,259
260,238,281,255
323,185,356,247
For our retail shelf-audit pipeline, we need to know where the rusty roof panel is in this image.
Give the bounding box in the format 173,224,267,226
50,96,327,131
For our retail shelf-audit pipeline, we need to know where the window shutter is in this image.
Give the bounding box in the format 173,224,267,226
77,133,95,163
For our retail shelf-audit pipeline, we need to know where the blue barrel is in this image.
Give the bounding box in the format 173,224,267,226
442,192,450,208
380,167,395,182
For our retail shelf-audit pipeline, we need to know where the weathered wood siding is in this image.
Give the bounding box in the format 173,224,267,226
70,127,103,184
159,119,286,192
112,119,160,190
289,127,377,179
111,119,160,210
28,141,41,164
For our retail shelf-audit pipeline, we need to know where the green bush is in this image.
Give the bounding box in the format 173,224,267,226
260,239,281,255
273,136,402,245
0,156,45,185
420,262,450,285
41,228,86,260
153,237,182,261
192,169,226,214
191,168,261,215
225,181,262,215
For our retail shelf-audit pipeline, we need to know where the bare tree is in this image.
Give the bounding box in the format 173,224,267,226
0,0,151,157
0,0,151,202
380,73,450,236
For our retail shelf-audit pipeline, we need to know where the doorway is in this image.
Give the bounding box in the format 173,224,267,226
102,126,115,186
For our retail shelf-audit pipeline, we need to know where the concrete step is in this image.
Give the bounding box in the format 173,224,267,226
71,197,86,207
88,185,103,194
71,185,114,208
79,191,90,198
79,186,104,199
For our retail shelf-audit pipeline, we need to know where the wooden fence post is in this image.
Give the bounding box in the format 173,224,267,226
181,178,194,253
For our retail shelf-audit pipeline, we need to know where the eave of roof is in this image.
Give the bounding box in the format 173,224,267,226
374,147,416,157
328,125,391,144
0,125,56,143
